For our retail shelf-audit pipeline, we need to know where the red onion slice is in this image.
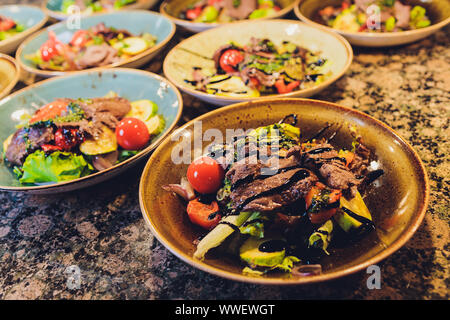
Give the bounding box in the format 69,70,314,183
291,264,322,277
162,177,196,201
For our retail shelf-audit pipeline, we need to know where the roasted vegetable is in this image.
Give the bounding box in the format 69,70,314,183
333,191,374,236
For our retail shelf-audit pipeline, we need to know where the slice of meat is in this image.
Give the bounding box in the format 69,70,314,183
76,44,119,69
223,0,257,20
238,169,318,212
5,126,54,166
394,1,411,28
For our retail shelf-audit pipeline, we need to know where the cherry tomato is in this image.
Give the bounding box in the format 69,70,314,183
186,6,202,20
219,49,244,73
274,79,300,94
0,18,15,31
54,128,84,151
187,156,224,194
305,183,342,224
70,30,90,47
208,0,222,5
29,99,70,123
115,117,150,150
187,198,221,230
40,31,65,62
41,144,63,152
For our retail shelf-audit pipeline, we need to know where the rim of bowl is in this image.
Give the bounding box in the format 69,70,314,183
139,97,430,285
160,0,297,30
41,0,156,21
16,10,176,78
0,5,48,50
162,19,353,104
294,0,450,40
0,67,183,192
0,53,21,100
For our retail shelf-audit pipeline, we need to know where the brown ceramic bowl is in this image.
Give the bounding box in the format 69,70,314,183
139,98,429,284
0,53,20,100
160,0,297,33
294,0,450,47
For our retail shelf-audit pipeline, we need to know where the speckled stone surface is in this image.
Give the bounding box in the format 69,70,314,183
0,0,448,300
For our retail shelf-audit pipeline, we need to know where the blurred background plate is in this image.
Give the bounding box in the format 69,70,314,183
43,0,158,21
160,0,296,33
294,0,450,47
163,19,353,106
0,53,20,100
16,10,175,77
0,5,48,54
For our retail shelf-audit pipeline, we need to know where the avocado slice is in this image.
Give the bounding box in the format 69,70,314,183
239,236,286,268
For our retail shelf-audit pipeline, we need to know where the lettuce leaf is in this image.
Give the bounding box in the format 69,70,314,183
17,150,93,184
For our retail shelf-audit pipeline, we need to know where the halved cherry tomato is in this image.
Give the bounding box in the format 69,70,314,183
0,17,15,31
29,99,70,123
115,117,150,150
187,198,221,230
274,79,300,94
41,144,63,152
249,77,260,88
219,49,244,73
186,6,202,20
40,31,65,62
305,183,342,224
208,0,222,5
70,30,90,47
341,1,350,10
340,150,355,167
187,156,224,194
54,128,84,151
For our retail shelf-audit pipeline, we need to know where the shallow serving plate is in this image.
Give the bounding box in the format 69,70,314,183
16,10,175,78
294,0,450,47
0,5,48,54
139,98,429,285
163,19,353,106
0,54,20,100
0,68,183,194
43,0,158,21
160,0,297,33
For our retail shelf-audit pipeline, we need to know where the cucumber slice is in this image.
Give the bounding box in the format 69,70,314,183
127,99,158,122
120,37,149,55
206,76,260,98
79,126,118,155
145,115,165,136
194,211,253,260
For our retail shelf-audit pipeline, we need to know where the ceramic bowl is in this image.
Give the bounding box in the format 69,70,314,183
139,98,429,285
16,10,175,78
0,5,48,54
160,0,297,33
163,19,353,106
0,54,20,100
43,0,158,21
0,68,183,194
294,0,450,47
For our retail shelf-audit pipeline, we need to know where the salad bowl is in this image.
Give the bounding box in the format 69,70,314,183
160,0,297,33
43,0,158,21
139,98,429,284
294,0,450,47
163,19,353,106
0,54,20,100
0,68,183,194
16,10,175,78
0,5,48,54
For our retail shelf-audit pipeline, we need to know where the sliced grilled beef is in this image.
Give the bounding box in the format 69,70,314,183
5,125,54,166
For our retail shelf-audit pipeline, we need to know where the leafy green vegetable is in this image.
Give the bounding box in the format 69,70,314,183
117,150,139,163
17,150,93,184
114,0,136,9
308,220,333,254
239,212,269,238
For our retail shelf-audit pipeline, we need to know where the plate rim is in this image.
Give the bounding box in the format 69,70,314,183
139,97,430,285
0,67,183,192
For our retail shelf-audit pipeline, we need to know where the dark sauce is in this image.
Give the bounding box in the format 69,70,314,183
307,147,333,155
232,169,310,213
207,211,220,220
341,207,375,233
258,239,287,253
217,221,240,233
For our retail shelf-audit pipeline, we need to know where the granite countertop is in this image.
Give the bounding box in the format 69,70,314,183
0,0,448,300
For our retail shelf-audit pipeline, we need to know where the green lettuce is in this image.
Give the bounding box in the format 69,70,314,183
17,150,93,184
